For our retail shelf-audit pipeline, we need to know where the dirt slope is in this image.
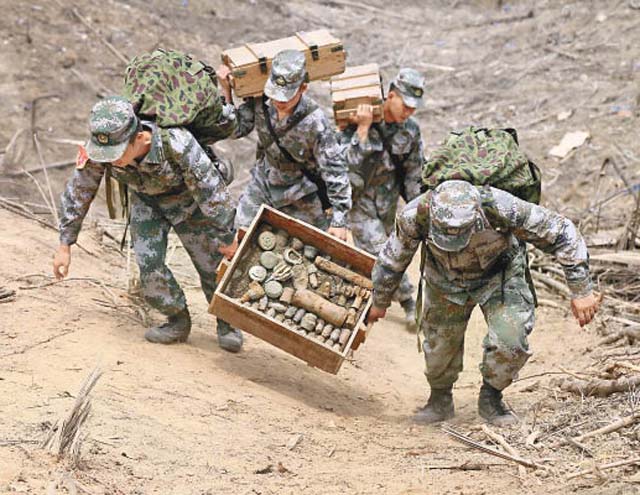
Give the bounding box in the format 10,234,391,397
1,207,614,495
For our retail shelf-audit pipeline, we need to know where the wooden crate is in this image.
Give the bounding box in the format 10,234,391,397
209,206,375,374
330,63,384,128
222,30,346,98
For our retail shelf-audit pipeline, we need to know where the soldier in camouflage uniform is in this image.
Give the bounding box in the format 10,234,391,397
52,96,244,352
368,180,600,425
218,50,351,241
339,68,426,330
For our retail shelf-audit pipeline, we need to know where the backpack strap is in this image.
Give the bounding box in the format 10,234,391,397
260,96,331,210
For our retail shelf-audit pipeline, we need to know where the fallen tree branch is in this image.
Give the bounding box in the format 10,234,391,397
566,457,640,481
598,327,640,346
553,375,640,397
574,412,640,443
442,425,545,470
481,425,527,477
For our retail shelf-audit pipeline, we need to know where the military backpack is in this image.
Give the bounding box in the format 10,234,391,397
422,127,541,204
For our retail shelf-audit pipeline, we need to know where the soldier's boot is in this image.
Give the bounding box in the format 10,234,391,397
478,381,519,426
145,308,191,344
413,387,455,424
217,320,243,353
400,297,417,333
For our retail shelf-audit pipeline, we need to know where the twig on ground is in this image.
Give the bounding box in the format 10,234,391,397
442,425,545,470
482,425,528,477
573,412,640,443
566,457,640,480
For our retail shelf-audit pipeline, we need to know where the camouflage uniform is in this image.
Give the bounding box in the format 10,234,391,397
372,180,592,391
340,69,426,304
59,97,238,339
231,50,351,230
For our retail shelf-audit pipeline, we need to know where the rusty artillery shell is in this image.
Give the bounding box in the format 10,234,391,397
332,342,342,352
346,308,357,328
293,308,306,323
266,308,276,318
339,328,351,345
330,328,341,342
284,305,297,318
240,281,265,303
275,313,285,322
280,287,294,304
321,324,333,338
258,295,268,311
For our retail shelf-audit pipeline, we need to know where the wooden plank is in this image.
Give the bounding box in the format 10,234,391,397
332,63,380,81
331,73,382,93
211,293,343,374
222,46,256,67
296,29,340,47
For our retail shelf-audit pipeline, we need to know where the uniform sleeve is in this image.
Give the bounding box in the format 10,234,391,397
400,126,425,202
200,99,239,143
231,97,256,139
58,161,105,246
165,128,237,244
486,187,593,298
371,197,423,308
314,114,352,227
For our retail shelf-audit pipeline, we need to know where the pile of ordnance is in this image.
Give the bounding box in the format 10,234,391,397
231,225,372,353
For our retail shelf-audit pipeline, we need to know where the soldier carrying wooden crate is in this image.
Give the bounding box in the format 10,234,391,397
337,68,426,331
217,49,352,251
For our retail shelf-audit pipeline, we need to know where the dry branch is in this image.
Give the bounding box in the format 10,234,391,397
566,457,640,481
574,412,640,443
42,365,103,466
554,375,640,397
442,425,544,470
482,425,527,477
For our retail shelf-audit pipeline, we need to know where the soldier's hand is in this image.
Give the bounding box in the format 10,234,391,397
53,245,71,280
216,64,233,102
367,305,387,324
353,104,374,142
218,235,238,261
570,292,601,327
327,226,348,242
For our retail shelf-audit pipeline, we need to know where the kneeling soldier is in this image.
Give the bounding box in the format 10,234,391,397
368,180,600,425
340,68,426,331
53,96,243,352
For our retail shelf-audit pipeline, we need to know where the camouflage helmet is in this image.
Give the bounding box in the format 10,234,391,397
86,96,139,162
429,180,482,252
390,68,425,109
264,49,307,103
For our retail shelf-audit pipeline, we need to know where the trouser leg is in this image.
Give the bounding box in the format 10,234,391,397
479,274,535,390
349,204,415,303
173,207,239,337
421,285,475,389
130,194,186,317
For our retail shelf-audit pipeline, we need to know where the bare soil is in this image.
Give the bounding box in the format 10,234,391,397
1,0,639,494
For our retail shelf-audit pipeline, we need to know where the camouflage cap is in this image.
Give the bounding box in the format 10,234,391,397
264,49,307,103
85,96,138,162
391,68,425,109
429,180,482,252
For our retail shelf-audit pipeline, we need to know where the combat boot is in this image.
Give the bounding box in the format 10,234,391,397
478,381,519,426
145,308,191,344
217,320,243,353
413,387,454,424
400,297,417,333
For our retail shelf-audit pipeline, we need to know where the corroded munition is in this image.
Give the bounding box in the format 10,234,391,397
291,289,348,327
314,256,373,290
240,281,265,302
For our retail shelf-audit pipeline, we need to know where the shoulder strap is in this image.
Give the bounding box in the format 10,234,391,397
381,125,413,202
260,96,331,210
260,96,317,163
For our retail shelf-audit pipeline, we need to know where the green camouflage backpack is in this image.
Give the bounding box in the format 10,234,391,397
122,48,227,146
422,127,541,204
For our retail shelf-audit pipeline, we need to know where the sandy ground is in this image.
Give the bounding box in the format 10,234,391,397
1,0,639,493
1,208,615,495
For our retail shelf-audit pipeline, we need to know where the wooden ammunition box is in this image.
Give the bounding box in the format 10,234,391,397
209,206,375,374
330,63,384,128
221,30,346,98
